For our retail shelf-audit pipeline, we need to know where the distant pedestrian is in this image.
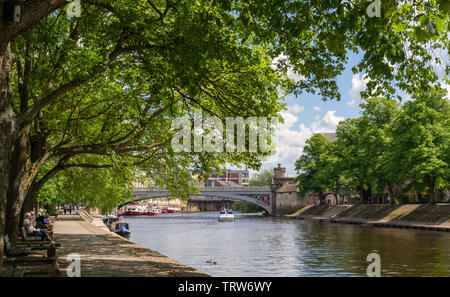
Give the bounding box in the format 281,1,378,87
63,204,67,214
69,204,73,214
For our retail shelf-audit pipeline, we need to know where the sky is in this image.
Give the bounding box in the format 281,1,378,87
255,51,368,176
231,49,449,178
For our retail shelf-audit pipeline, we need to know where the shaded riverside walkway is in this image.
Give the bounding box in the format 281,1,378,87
54,214,208,277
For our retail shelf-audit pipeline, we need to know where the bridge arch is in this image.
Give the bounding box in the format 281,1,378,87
120,187,272,214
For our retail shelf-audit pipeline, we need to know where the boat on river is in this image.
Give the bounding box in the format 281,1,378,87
124,204,146,216
145,207,162,216
218,209,235,222
123,204,163,216
163,207,181,213
110,217,130,237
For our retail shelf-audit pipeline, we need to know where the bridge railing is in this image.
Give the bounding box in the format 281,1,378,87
199,186,271,192
132,186,271,192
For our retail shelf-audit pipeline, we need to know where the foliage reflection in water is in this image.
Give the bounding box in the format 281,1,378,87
126,212,450,277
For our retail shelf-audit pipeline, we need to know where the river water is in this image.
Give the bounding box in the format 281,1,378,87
126,212,450,277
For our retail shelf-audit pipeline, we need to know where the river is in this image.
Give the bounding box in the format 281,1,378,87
126,212,450,277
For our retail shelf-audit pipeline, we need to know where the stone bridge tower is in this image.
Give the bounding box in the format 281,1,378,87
270,164,301,216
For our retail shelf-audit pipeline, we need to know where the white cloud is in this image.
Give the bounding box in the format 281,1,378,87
348,73,369,107
404,93,413,102
312,106,321,112
272,54,304,82
288,104,305,113
442,82,450,100
310,110,344,133
279,104,304,128
265,123,312,175
279,110,298,128
264,109,344,176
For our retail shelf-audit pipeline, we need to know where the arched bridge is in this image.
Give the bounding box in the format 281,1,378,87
123,186,272,214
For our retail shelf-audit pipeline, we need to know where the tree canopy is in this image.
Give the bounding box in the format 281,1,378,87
295,91,450,204
249,169,274,186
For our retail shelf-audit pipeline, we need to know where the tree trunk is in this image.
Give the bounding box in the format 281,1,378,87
418,192,424,203
20,181,38,229
6,131,29,243
429,178,435,204
319,192,326,205
388,183,395,205
335,183,340,205
0,0,69,265
362,188,371,204
5,136,47,246
0,43,16,266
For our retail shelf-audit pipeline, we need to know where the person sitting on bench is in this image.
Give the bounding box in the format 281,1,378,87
35,214,46,229
23,212,51,241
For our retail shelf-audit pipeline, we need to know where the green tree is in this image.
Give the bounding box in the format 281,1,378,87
359,97,399,202
387,89,450,203
334,118,372,203
249,169,273,186
2,1,288,246
295,134,333,203
333,97,399,203
36,156,136,214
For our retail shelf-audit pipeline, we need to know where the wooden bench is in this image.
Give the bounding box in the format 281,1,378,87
3,234,60,276
1,258,59,277
5,233,57,259
0,267,25,277
21,226,53,241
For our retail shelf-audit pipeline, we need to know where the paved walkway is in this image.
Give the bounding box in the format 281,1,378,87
54,214,208,277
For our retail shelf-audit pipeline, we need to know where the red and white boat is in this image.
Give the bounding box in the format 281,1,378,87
124,204,146,216
122,204,165,216
144,207,162,216
165,207,181,213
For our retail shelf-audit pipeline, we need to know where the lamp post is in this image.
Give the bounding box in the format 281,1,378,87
4,0,22,23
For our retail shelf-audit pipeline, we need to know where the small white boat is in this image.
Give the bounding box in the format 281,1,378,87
218,209,235,222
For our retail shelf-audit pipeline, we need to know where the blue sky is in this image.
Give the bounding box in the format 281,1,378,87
234,49,449,178
256,51,368,176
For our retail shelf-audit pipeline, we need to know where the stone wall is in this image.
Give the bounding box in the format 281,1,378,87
289,204,450,226
274,192,304,216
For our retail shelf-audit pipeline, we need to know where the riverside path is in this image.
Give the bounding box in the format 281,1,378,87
53,214,208,277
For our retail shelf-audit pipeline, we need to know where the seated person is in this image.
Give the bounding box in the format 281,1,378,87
43,214,53,230
35,214,46,228
29,211,36,227
23,212,51,241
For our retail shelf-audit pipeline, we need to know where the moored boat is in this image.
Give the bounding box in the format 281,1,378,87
110,217,130,237
166,207,181,213
144,207,162,216
124,204,146,216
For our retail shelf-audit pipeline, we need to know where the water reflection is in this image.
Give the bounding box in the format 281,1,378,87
127,212,450,276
